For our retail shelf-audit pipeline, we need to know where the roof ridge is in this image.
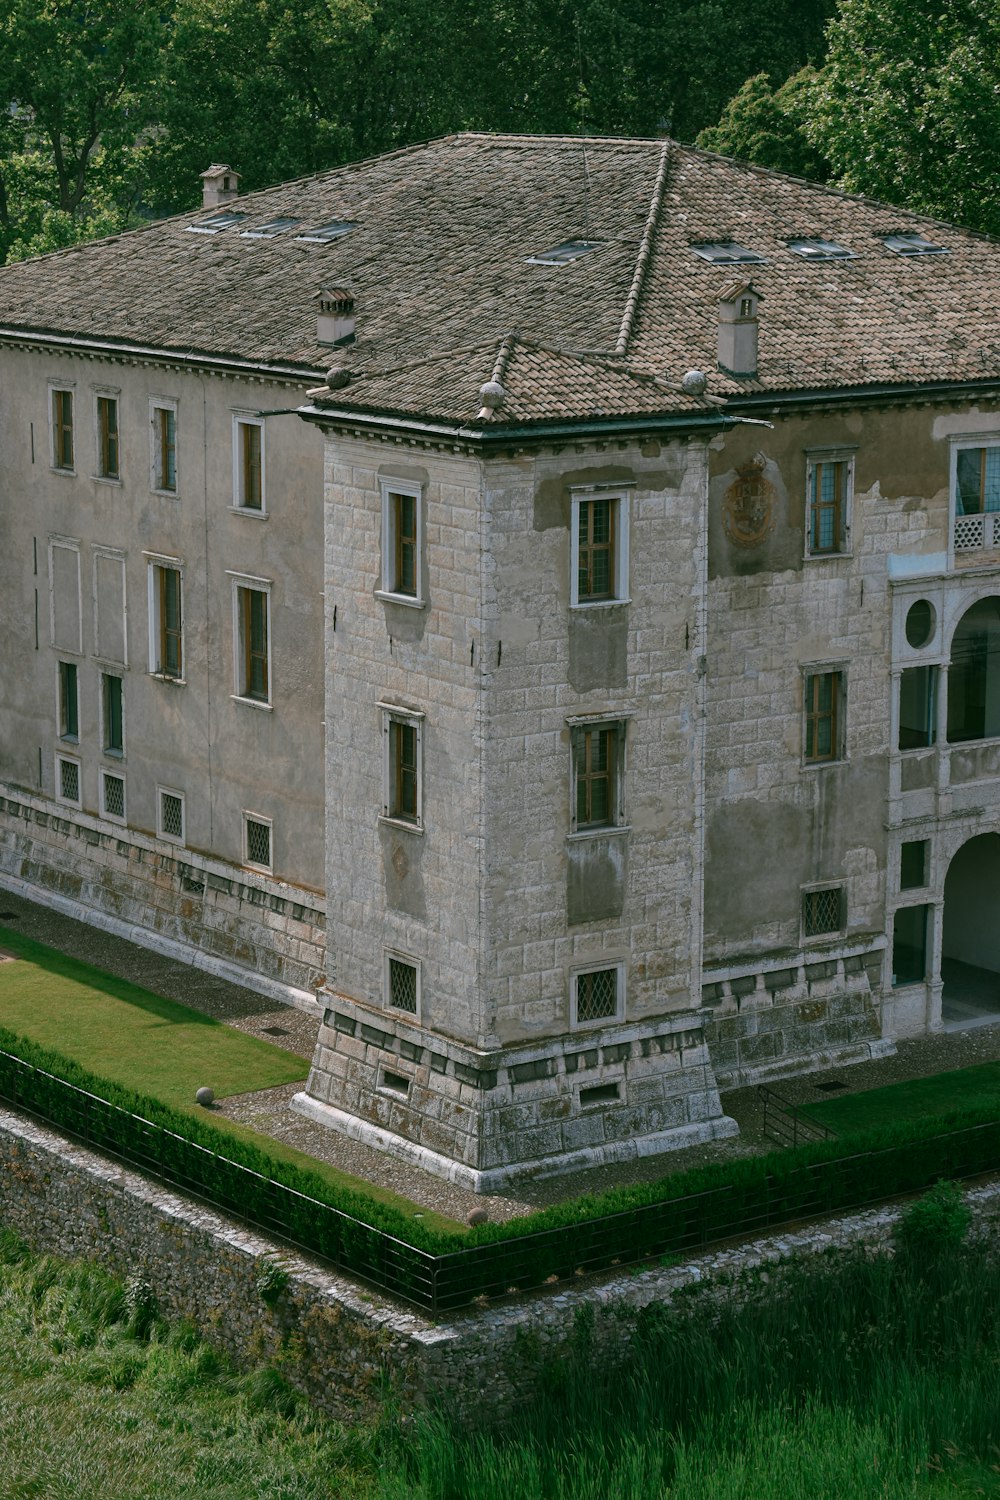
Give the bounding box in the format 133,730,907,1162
615,141,672,356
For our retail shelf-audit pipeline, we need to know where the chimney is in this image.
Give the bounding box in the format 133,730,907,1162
316,288,356,346
199,163,241,211
717,281,761,378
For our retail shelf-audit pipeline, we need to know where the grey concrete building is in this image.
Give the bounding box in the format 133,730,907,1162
4,135,1000,1186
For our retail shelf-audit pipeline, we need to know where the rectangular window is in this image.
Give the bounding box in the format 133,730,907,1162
381,704,424,827
152,404,177,492
802,885,845,938
570,719,626,832
51,389,74,470
893,904,930,986
807,458,849,554
100,771,126,824
570,489,630,606
955,446,1000,516
234,584,270,703
899,665,937,750
573,966,622,1026
157,787,185,845
243,813,272,871
149,562,183,679
387,955,419,1015
234,417,264,511
55,754,81,808
900,839,929,891
379,480,423,602
804,671,843,763
58,661,79,741
97,396,119,480
102,673,123,755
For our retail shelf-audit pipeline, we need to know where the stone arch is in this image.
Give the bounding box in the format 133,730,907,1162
947,596,1000,743
941,831,1000,1024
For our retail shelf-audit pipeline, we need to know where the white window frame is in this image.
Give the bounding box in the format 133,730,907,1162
378,701,424,832
569,960,626,1031
156,785,186,846
55,752,82,809
232,412,266,514
566,713,629,837
149,397,178,495
950,433,1000,554
804,447,855,559
377,477,424,607
99,769,127,826
48,381,76,473
242,811,273,873
92,384,122,484
56,659,80,743
569,484,631,609
145,553,185,682
227,571,272,708
383,948,422,1021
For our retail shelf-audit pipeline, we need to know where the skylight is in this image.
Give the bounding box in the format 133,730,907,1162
526,239,601,266
788,237,854,260
241,216,302,238
186,210,248,234
690,241,765,265
295,220,357,243
879,232,948,256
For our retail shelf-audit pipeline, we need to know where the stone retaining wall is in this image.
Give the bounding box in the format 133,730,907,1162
0,1104,997,1424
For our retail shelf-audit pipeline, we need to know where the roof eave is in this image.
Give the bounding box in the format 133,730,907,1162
0,326,326,384
296,402,732,445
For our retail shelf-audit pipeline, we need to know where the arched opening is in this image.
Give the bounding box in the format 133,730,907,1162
941,832,1000,1025
947,597,1000,743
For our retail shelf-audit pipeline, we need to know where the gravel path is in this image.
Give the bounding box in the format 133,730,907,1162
3,887,1000,1227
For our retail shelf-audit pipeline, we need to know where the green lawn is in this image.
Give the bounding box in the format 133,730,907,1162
800,1060,1000,1135
0,928,461,1234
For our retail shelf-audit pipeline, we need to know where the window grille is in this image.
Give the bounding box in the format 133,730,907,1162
58,758,80,805
802,886,843,937
159,791,184,841
389,958,418,1013
245,817,271,869
102,772,125,821
575,967,618,1024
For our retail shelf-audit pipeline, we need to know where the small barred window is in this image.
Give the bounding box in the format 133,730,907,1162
389,958,418,1014
575,967,618,1024
58,757,80,806
802,886,843,937
159,791,184,842
102,772,125,821
245,816,271,870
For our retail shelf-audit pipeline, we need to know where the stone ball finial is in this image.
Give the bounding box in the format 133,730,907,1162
326,367,351,390
479,380,506,410
681,369,708,395
195,1086,215,1107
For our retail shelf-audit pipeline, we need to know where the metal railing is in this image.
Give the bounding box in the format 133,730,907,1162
2,1044,999,1316
759,1085,837,1148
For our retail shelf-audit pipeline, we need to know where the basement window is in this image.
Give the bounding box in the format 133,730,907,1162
241,216,302,238
295,220,357,243
186,210,247,234
690,240,765,264
788,237,853,260
879,232,947,256
526,239,601,265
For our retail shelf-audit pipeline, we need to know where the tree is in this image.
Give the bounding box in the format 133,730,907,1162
695,69,830,180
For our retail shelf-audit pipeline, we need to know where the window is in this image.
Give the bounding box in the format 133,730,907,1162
232,580,270,704
241,216,301,238
187,210,247,234
102,673,123,755
947,597,1000,742
385,952,420,1016
96,395,119,480
100,771,126,824
569,718,627,833
51,388,74,470
899,665,937,750
787,237,853,260
879,232,946,256
803,670,844,763
55,753,81,808
806,455,852,555
572,964,624,1027
379,479,423,603
57,661,78,741
526,239,601,265
243,813,272,871
952,442,1000,551
892,904,931,985
148,560,183,679
900,840,929,891
294,219,357,243
690,240,765,264
381,704,423,828
234,416,264,511
157,787,185,845
151,403,177,492
570,489,630,606
802,885,845,938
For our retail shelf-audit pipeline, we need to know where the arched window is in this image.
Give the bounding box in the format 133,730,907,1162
947,597,1000,743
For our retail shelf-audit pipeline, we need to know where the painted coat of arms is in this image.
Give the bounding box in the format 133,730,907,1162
723,457,776,547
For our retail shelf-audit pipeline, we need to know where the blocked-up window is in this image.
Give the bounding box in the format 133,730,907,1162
802,885,844,938
574,966,621,1026
244,814,272,871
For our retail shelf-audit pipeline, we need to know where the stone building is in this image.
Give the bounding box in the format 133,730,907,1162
3,134,1000,1186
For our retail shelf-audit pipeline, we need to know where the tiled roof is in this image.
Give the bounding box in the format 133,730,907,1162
1,132,999,423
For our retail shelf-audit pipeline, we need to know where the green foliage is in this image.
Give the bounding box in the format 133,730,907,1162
696,69,830,180
254,1256,290,1306
894,1180,972,1261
